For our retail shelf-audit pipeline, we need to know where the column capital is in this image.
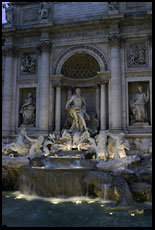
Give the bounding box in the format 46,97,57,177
38,41,52,53
108,35,125,47
52,79,62,88
51,75,63,87
3,46,18,57
100,78,109,85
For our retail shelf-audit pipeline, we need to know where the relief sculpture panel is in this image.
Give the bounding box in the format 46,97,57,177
21,53,37,74
127,42,148,68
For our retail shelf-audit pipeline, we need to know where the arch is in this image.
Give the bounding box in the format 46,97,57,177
54,45,108,75
61,53,100,79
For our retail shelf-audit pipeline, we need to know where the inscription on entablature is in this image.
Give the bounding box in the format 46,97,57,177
122,25,151,33
18,36,39,45
52,28,108,40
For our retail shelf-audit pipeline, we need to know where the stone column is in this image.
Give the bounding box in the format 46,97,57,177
100,83,107,130
38,42,51,131
50,85,55,130
148,34,152,125
2,47,16,133
96,86,100,120
55,86,61,132
120,38,127,130
109,35,122,130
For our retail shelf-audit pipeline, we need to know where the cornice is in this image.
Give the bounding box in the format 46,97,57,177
50,72,110,88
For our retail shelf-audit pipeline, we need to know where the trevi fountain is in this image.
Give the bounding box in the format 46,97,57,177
2,2,152,227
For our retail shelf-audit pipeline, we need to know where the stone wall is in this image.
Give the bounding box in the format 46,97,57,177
2,2,152,139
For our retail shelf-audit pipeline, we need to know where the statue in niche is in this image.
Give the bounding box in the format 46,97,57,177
20,93,35,126
65,88,90,132
129,86,149,124
39,2,50,19
108,2,119,11
21,54,37,73
3,3,14,24
107,132,130,159
128,45,146,66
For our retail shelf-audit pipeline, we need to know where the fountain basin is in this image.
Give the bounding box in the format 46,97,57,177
19,166,93,197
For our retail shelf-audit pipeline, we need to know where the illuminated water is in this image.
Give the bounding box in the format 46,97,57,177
2,191,152,227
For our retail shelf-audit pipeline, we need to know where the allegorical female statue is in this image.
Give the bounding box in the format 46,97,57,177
129,86,149,124
39,2,50,19
20,93,35,126
2,3,14,24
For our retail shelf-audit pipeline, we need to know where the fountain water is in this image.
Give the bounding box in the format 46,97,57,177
102,184,111,203
3,125,152,206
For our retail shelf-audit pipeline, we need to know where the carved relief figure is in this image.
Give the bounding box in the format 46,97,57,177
20,93,35,126
21,54,37,73
3,3,14,24
39,2,50,19
129,86,149,124
65,88,90,132
138,46,146,64
128,44,147,67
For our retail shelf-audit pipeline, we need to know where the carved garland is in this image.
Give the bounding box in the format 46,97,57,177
54,46,108,74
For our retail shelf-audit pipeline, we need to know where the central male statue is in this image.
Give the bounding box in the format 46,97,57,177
65,88,90,132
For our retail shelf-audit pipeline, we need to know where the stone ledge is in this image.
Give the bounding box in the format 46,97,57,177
126,134,152,138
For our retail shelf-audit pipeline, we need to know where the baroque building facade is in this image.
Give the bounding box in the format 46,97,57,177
2,2,152,154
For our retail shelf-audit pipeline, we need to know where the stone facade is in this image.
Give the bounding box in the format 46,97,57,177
2,2,152,153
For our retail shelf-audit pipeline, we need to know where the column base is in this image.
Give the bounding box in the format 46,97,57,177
109,128,123,134
54,130,61,138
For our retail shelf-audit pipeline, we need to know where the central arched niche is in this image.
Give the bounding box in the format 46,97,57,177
60,53,101,132
61,53,100,79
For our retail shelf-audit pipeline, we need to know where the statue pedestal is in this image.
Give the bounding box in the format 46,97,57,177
3,24,13,28
131,122,150,127
20,124,35,128
108,10,119,15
